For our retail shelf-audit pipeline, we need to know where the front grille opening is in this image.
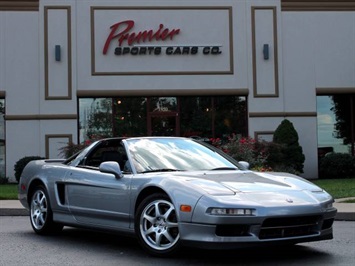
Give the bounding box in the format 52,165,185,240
259,215,321,240
322,218,334,230
216,225,251,237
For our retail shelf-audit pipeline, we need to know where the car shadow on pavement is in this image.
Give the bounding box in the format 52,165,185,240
179,245,332,265
34,227,332,265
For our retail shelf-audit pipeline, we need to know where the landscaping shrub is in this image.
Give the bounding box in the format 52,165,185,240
268,119,305,174
0,176,8,184
223,135,270,170
14,156,44,183
319,153,355,179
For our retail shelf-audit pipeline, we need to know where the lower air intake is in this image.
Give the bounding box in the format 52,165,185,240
259,215,321,240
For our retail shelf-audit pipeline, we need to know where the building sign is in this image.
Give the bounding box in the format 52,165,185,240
91,7,233,75
102,20,181,54
102,20,222,57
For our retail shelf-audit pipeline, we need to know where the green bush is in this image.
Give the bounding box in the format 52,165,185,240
0,176,8,184
268,119,305,173
222,135,270,169
319,153,355,179
14,156,44,183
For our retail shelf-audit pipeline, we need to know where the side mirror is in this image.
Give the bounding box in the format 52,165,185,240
238,161,250,170
99,161,123,178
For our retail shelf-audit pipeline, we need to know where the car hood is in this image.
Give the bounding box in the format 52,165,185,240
175,170,332,206
179,170,324,195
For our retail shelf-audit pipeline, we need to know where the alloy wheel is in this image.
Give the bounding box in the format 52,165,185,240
30,190,48,230
139,199,180,251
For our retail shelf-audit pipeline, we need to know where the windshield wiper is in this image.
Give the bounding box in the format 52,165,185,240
141,168,183,173
210,167,238,171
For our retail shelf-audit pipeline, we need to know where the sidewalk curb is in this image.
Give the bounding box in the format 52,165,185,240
335,212,355,221
0,208,29,216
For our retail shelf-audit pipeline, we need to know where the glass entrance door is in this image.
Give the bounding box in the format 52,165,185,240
150,115,177,136
148,97,179,136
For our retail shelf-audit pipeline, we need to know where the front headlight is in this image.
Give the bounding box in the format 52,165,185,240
325,202,333,209
208,208,256,216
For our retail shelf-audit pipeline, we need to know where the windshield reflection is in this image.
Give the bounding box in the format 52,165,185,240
125,138,238,173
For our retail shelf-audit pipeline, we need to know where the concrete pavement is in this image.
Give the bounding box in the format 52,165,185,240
1,198,354,221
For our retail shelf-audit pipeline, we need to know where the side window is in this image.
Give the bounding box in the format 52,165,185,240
84,142,128,170
101,149,124,168
85,147,105,167
74,139,132,173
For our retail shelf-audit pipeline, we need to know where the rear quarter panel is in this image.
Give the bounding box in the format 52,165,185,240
18,160,70,211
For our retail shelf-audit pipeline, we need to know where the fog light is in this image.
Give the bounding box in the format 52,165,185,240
209,208,256,216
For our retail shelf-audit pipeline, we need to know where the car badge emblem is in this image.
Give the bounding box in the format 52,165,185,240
286,198,293,203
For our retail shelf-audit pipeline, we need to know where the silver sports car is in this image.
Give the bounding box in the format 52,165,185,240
18,137,337,256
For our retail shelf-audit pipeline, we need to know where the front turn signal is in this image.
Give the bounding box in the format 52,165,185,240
180,205,192,212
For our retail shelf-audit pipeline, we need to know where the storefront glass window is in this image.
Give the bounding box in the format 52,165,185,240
214,96,247,139
180,97,212,138
79,98,113,142
317,95,355,157
180,96,247,140
149,97,177,112
79,96,248,144
0,99,4,177
113,97,147,137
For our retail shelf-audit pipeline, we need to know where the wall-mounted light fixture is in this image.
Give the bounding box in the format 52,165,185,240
263,44,269,60
55,45,61,62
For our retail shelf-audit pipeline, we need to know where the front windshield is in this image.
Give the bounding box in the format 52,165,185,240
125,138,239,173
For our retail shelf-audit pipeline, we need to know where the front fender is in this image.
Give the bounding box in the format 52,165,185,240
134,175,205,223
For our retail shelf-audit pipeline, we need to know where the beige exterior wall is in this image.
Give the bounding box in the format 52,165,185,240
1,0,354,180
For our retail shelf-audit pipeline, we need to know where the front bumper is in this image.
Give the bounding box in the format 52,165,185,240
179,207,337,249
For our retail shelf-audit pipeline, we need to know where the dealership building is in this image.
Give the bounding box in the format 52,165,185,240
0,0,354,181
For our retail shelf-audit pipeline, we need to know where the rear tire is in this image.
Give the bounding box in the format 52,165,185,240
29,186,63,235
135,193,181,257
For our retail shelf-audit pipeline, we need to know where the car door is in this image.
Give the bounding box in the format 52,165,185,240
65,166,132,229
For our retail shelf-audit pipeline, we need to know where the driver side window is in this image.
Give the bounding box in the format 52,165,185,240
84,145,129,172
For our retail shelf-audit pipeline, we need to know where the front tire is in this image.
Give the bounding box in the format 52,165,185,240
135,193,181,257
30,186,63,235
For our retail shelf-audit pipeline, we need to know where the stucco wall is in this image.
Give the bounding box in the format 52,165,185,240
1,0,354,180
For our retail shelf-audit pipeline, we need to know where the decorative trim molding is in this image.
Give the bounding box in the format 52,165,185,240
5,114,77,120
251,6,279,98
316,87,355,95
0,0,39,11
44,6,72,100
1,1,354,12
254,131,274,141
249,112,317,118
281,0,355,11
77,88,250,97
90,6,234,76
45,134,72,158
